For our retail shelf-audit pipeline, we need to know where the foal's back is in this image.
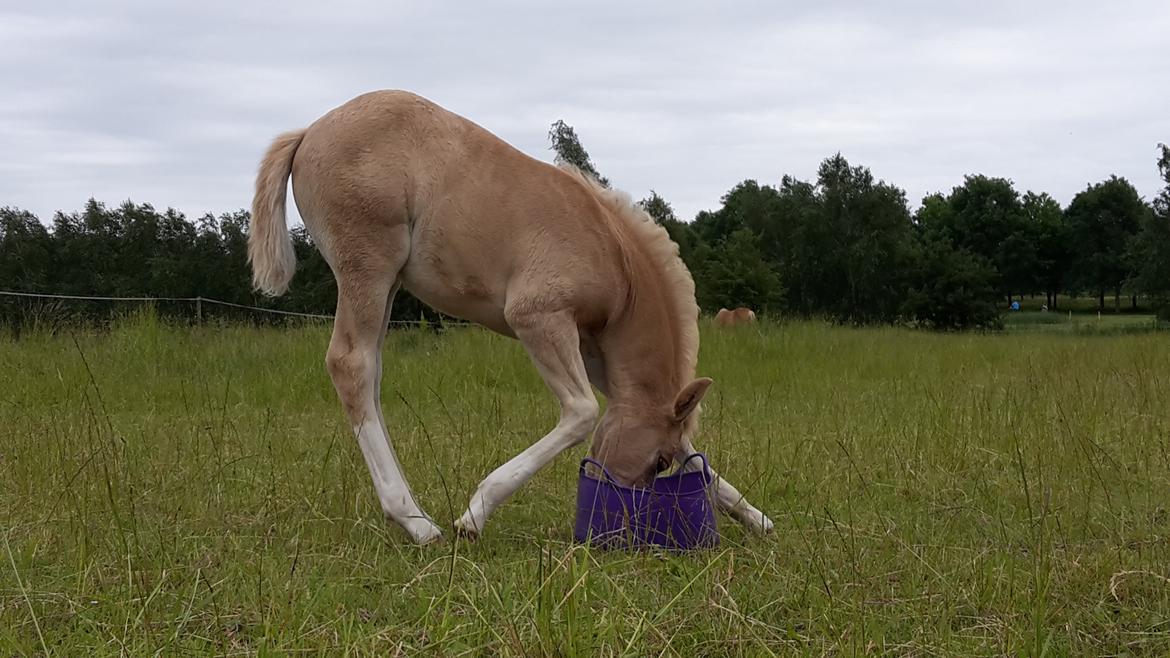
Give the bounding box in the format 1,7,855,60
290,90,624,335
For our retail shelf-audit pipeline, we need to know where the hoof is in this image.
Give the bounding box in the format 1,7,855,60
416,531,445,546
406,519,444,546
758,514,775,534
453,515,482,541
736,509,774,534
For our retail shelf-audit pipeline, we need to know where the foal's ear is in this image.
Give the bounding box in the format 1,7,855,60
673,377,714,422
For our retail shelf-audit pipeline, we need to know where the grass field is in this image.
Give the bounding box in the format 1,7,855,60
2,314,1169,656
1003,311,1164,336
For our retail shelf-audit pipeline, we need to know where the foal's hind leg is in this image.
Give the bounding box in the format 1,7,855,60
455,309,599,537
327,243,442,545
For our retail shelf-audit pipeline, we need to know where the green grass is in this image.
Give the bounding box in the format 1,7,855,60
1003,310,1165,335
1007,295,1151,314
2,313,1169,656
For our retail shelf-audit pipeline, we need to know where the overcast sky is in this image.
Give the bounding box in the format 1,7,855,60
2,0,1166,226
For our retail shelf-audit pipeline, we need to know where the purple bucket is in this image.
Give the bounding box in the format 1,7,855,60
573,453,719,550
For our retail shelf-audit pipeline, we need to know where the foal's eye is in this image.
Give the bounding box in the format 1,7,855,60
656,455,671,473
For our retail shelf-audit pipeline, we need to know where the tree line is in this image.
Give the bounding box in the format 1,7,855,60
2,127,1168,331
552,122,1170,328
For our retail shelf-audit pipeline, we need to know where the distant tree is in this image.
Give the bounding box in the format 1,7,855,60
638,190,678,225
638,190,704,264
998,227,1039,305
692,180,780,246
767,176,821,313
691,228,783,314
547,119,608,186
930,176,1028,302
692,179,808,314
0,207,53,293
1128,211,1170,318
913,193,953,233
189,213,230,300
1127,144,1170,319
48,199,119,295
285,225,337,314
0,207,55,333
947,176,1022,257
814,154,915,323
1065,176,1146,311
1022,192,1071,310
116,201,198,297
691,155,915,324
216,209,254,304
902,233,1002,330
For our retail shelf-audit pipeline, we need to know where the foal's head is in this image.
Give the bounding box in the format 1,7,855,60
590,377,713,487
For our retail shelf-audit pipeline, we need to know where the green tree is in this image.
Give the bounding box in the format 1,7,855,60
902,232,1002,330
547,120,608,186
692,180,780,246
0,207,55,333
1065,176,1147,311
691,228,783,313
913,193,953,234
638,190,704,264
637,190,677,225
814,154,915,323
930,176,1029,302
1127,145,1170,319
768,176,821,314
1022,192,1070,310
729,156,915,323
116,201,198,298
48,199,124,295
691,155,916,324
998,228,1039,304
0,207,53,293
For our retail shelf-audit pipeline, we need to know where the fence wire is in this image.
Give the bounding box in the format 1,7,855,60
0,290,467,326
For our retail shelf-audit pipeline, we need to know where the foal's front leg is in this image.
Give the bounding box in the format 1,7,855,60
679,438,774,533
455,310,598,537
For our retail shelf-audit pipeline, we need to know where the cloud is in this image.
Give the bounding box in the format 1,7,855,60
1,0,1166,227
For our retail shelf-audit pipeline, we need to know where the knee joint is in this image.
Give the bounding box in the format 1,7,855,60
325,346,374,407
565,397,599,440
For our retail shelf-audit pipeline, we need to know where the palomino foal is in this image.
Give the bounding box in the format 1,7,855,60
248,90,772,544
715,307,757,327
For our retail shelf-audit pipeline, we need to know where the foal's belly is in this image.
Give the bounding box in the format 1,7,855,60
400,258,515,338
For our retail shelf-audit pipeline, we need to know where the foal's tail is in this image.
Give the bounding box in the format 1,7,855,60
248,129,306,296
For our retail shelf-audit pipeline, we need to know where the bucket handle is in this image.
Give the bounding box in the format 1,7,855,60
580,452,712,484
675,452,712,481
579,457,620,484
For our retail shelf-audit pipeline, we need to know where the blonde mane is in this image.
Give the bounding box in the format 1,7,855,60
558,164,702,431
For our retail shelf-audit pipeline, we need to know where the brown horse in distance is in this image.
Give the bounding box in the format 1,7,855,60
715,307,757,327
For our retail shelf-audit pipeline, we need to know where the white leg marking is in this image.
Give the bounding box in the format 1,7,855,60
455,397,596,535
455,311,597,537
328,285,442,544
680,439,774,533
353,411,443,545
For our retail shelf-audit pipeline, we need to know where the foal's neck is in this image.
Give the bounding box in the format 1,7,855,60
599,300,687,409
